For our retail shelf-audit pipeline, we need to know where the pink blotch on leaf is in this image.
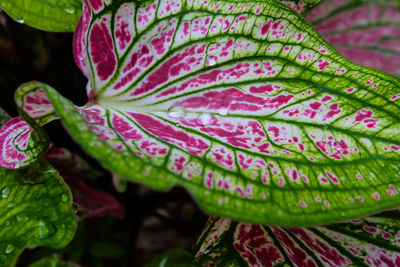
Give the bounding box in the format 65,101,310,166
89,21,117,81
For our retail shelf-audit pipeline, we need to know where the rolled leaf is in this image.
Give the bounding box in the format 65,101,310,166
15,82,60,127
11,0,400,226
0,0,82,32
307,0,400,77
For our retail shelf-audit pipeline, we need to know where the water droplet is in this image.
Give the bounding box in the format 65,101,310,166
206,56,217,66
16,18,24,24
196,113,212,126
167,105,186,119
61,194,68,202
4,220,10,226
6,203,16,208
1,187,11,199
72,203,79,213
333,141,342,151
218,107,228,116
37,219,56,239
4,244,14,255
64,3,76,14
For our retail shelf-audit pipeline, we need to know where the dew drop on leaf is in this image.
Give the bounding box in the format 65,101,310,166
197,113,212,126
37,219,56,239
63,3,76,14
16,18,24,24
61,194,68,202
167,105,186,119
218,108,229,116
206,56,217,66
333,141,343,152
4,220,11,226
4,244,14,255
1,187,11,199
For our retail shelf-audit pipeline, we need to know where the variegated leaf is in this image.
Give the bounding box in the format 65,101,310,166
15,82,60,127
9,0,400,226
307,0,400,77
0,109,49,169
194,215,400,267
279,0,321,14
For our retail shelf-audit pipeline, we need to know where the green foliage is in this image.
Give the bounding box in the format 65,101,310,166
0,160,77,266
0,0,82,32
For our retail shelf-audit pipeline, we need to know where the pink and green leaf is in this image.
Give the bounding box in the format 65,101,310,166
8,0,400,226
0,109,49,169
278,0,321,14
194,214,400,266
14,82,60,127
307,0,400,77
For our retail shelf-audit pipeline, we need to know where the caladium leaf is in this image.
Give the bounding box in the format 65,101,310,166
0,0,82,32
0,109,49,169
307,0,400,77
278,0,321,14
46,146,125,220
9,0,400,226
0,159,77,267
14,82,60,127
194,214,400,266
45,146,103,180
